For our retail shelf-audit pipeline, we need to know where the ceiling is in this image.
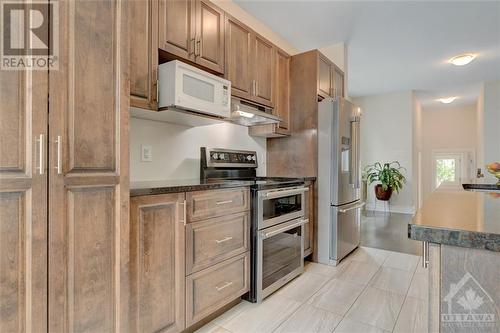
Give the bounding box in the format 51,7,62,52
234,1,500,105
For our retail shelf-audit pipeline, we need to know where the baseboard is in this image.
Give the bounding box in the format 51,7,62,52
365,203,416,215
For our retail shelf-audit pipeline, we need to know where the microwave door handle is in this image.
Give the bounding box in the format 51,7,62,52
264,187,308,199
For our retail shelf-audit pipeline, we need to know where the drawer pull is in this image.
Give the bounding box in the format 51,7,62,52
215,281,233,292
216,200,233,205
215,236,233,244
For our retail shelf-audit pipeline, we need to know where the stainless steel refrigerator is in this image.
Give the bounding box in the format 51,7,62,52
317,98,364,266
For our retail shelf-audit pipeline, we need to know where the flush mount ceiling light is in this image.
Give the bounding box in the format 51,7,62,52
438,97,457,104
449,53,476,66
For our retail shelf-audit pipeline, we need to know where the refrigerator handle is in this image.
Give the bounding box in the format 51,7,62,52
350,117,361,188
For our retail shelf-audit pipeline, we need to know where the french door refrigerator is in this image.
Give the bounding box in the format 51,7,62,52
317,98,364,266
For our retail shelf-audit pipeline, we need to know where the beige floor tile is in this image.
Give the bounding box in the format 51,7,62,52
349,246,390,265
383,252,420,272
407,272,429,301
345,286,405,331
336,259,381,285
195,322,232,333
307,278,365,316
304,260,350,278
275,271,331,302
274,303,342,333
369,267,414,295
393,296,428,333
333,318,390,333
220,295,301,333
212,300,253,326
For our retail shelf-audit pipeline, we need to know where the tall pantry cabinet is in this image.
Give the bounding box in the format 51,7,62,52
0,0,130,332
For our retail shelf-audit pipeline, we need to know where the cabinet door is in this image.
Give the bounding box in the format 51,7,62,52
159,0,193,59
318,54,333,98
275,49,290,131
225,15,253,101
130,0,158,110
253,35,275,107
333,66,344,99
0,36,48,333
195,0,224,74
48,0,129,331
130,193,186,333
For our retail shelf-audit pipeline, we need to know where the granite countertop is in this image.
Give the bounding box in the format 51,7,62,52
130,179,254,197
408,189,500,252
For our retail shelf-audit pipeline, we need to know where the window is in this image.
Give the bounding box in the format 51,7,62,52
432,152,463,190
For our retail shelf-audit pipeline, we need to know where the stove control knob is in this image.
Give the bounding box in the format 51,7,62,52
252,155,256,161
220,154,225,160
212,153,218,160
247,155,253,161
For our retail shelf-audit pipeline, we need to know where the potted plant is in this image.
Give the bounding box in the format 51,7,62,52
364,161,407,201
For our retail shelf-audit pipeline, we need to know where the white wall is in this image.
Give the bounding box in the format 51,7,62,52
354,91,415,214
130,118,266,181
130,0,298,182
482,80,500,182
420,104,478,200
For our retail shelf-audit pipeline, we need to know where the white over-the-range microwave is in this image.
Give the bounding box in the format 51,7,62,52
158,60,231,118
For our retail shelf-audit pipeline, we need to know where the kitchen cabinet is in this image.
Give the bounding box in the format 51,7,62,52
130,193,186,333
186,187,250,222
0,30,48,333
225,14,275,107
48,0,130,331
130,0,158,110
304,180,315,257
333,65,345,99
158,0,225,74
318,53,333,99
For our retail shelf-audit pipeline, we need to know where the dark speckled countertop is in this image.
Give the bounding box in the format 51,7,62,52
408,189,500,251
130,179,254,197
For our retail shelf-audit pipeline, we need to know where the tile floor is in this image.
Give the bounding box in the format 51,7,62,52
196,246,428,333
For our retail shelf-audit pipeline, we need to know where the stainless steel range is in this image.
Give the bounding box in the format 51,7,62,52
200,147,308,302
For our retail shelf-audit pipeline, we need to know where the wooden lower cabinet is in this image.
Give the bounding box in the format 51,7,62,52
186,187,250,222
130,193,186,333
186,252,249,326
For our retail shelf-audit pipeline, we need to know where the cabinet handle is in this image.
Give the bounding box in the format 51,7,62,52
180,200,187,226
36,134,44,175
216,199,233,205
215,236,233,244
215,281,233,292
54,135,62,175
422,241,429,268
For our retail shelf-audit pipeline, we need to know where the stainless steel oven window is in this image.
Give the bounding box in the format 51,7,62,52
257,187,308,229
256,218,306,302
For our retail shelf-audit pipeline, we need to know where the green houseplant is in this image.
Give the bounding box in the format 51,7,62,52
363,161,407,201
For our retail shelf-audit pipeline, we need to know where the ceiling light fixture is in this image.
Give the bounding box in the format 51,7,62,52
449,53,476,66
438,97,457,104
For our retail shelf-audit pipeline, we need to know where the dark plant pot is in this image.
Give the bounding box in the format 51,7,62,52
375,184,393,201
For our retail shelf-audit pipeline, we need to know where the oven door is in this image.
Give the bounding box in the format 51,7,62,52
257,186,307,230
256,217,306,302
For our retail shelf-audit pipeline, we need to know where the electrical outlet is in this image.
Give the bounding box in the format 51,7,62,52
141,145,153,162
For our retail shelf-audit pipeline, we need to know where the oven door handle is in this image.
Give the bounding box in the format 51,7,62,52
261,218,308,239
264,187,308,199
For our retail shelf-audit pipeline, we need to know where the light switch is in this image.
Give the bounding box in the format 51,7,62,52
141,145,152,162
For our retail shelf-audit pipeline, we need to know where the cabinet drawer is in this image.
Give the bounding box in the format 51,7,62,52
186,187,250,222
186,252,249,326
186,212,249,274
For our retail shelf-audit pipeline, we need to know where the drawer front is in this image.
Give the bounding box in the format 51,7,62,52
186,252,249,326
186,212,249,274
187,187,250,222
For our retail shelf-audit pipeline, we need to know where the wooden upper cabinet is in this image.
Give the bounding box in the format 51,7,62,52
130,193,186,333
159,0,193,59
275,49,291,131
253,35,275,107
48,0,130,331
333,65,345,98
318,53,333,98
195,0,225,73
225,15,253,101
130,0,158,109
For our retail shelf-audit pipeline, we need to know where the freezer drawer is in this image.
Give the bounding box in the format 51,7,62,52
329,201,364,265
